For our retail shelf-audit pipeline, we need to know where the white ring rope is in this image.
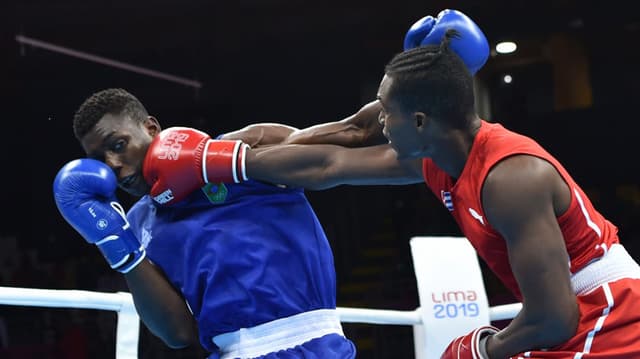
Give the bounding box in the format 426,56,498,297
0,286,130,310
0,286,140,359
0,286,522,358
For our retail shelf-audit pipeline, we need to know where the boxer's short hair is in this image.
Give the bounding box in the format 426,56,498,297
73,88,149,140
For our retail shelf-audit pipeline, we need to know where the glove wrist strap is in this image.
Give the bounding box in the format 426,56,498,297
203,139,250,183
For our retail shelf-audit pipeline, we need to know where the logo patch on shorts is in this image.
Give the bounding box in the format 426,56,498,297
202,182,228,204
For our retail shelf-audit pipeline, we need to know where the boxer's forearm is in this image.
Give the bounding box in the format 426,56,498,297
125,260,198,349
221,123,298,148
284,100,386,147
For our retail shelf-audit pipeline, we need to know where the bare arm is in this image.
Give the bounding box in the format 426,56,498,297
221,123,298,148
482,155,579,358
221,100,385,148
124,260,199,349
283,100,386,147
246,143,424,190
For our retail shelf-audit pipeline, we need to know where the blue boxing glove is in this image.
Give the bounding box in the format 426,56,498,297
53,158,146,273
403,9,489,74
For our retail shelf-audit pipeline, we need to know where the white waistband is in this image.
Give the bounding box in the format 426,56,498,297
212,309,344,359
571,244,640,295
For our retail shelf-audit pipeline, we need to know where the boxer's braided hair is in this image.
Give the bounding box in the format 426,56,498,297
384,29,475,128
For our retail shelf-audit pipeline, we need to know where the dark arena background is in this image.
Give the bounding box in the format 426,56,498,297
2,1,639,358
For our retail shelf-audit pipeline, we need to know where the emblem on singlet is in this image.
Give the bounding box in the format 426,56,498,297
202,182,228,204
441,190,454,211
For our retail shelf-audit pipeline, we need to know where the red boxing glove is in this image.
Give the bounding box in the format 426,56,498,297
440,325,498,359
143,127,249,205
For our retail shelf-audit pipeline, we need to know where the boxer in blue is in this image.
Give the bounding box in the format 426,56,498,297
54,91,355,358
52,9,488,358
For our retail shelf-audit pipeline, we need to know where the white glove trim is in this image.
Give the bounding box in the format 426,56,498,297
202,139,212,183
230,140,241,183
120,249,146,274
239,143,249,181
472,326,498,359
